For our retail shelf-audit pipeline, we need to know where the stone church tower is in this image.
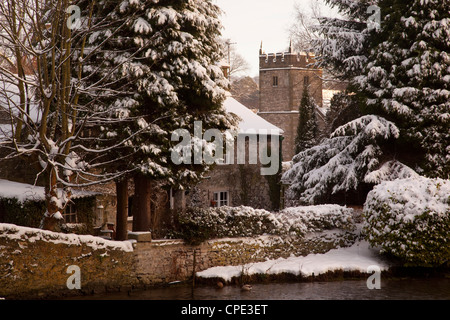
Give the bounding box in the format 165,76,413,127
258,43,323,161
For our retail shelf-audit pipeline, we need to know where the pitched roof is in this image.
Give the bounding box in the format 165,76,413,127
0,179,99,203
224,96,283,136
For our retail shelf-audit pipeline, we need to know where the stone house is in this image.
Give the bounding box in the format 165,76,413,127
183,95,284,211
0,178,115,236
0,59,284,238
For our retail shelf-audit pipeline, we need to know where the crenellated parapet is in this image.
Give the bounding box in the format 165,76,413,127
259,42,319,70
259,52,318,70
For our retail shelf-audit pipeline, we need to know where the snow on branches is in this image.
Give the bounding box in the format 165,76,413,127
354,0,450,177
82,0,237,189
282,115,416,205
0,0,236,230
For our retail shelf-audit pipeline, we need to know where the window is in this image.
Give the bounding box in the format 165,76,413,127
213,191,229,207
272,76,278,87
63,203,77,223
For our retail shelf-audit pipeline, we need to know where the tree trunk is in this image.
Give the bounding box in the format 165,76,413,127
41,167,61,231
132,174,152,232
115,179,129,240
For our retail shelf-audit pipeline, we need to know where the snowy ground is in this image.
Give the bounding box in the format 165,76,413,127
196,240,390,282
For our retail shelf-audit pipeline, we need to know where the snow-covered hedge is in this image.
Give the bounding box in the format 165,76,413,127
172,206,280,244
277,205,355,235
172,205,355,245
363,177,450,266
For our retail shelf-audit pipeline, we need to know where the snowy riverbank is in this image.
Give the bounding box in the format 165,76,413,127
196,240,391,282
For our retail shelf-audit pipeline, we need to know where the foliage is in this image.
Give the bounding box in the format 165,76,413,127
326,91,363,134
81,0,238,188
313,0,376,79
0,198,46,229
295,86,319,154
355,0,450,178
363,177,450,266
0,196,96,234
67,196,97,234
0,0,140,228
171,206,280,245
263,139,282,211
170,205,355,245
287,0,448,208
283,115,418,205
277,205,356,236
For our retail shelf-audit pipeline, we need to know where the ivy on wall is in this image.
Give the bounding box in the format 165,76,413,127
0,196,97,234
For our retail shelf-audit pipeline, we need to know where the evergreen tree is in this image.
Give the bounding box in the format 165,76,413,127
325,91,363,135
285,0,449,205
284,115,418,205
295,85,319,155
313,0,377,80
355,0,450,178
81,0,237,232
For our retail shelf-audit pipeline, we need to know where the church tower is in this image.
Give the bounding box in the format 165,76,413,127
258,42,323,161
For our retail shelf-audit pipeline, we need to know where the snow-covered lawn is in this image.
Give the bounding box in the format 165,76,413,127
196,240,390,282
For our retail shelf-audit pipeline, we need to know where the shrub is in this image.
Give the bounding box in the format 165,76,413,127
277,205,356,236
363,177,450,266
0,198,46,228
172,206,281,245
0,196,96,234
171,205,355,245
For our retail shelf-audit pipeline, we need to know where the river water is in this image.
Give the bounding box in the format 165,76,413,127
76,278,450,300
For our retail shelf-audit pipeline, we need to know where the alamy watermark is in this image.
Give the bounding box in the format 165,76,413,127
66,265,81,290
171,121,281,176
66,5,81,30
366,265,381,290
367,5,381,31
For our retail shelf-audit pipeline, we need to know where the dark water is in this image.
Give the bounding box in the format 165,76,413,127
74,278,450,300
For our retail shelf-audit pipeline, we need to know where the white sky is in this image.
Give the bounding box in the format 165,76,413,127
213,0,337,77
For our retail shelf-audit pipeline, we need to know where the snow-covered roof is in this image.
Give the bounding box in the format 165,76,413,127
0,179,99,203
224,96,284,136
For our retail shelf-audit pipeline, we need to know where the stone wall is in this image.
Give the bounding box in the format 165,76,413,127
186,137,280,211
0,223,357,299
133,240,210,286
259,68,323,112
0,224,136,299
131,229,357,287
186,164,273,210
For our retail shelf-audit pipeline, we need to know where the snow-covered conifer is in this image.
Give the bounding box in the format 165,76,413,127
355,0,449,178
295,85,319,154
79,0,238,232
313,0,377,79
82,0,237,186
283,115,418,204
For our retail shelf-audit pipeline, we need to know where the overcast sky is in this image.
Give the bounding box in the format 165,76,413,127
213,0,337,77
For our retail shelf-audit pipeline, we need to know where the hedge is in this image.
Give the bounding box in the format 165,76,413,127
363,177,450,267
